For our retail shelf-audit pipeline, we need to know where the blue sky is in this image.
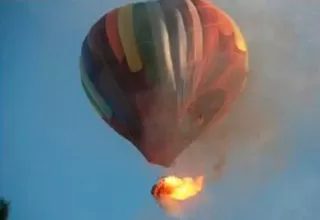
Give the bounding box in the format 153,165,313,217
1,1,320,220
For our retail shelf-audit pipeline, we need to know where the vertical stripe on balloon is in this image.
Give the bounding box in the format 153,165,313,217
146,1,175,90
192,0,220,91
181,0,203,105
118,4,143,72
160,0,187,106
86,19,106,80
184,0,203,62
79,56,113,119
171,10,187,106
132,3,158,83
192,0,219,60
105,8,125,63
81,80,103,118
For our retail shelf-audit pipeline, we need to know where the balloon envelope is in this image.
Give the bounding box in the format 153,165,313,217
80,0,248,167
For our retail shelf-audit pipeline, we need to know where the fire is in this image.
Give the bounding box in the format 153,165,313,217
153,176,204,201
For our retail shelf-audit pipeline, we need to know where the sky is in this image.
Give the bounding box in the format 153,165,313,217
1,0,320,220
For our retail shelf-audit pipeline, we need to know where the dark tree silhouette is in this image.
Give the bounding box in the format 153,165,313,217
0,199,9,220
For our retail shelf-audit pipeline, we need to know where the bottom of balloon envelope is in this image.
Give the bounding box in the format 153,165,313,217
151,176,204,216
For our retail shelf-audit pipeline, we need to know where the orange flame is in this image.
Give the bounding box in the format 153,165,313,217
153,176,204,201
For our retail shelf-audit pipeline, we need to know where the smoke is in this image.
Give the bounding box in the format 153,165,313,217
164,0,320,216
138,0,320,219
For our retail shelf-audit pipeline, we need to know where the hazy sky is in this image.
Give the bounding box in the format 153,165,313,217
1,1,320,220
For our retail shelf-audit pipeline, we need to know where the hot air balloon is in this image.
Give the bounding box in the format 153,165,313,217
79,0,249,168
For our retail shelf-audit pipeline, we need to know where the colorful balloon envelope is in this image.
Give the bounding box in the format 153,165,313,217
80,0,249,167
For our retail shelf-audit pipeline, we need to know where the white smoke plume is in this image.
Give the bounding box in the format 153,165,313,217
164,0,320,218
